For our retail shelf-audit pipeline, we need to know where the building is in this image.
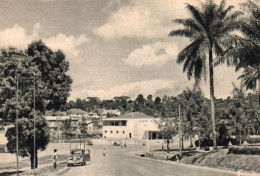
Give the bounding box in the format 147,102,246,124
44,116,80,141
66,109,88,118
102,112,160,140
87,112,99,118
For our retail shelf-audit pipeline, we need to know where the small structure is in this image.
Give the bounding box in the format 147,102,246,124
101,110,121,118
67,109,88,118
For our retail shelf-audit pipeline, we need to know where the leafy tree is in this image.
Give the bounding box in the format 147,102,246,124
27,40,72,111
154,97,161,116
169,0,242,150
0,41,72,169
178,87,206,147
5,117,49,169
157,118,178,153
61,118,73,140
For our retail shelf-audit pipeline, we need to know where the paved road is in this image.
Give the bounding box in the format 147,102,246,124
57,145,237,176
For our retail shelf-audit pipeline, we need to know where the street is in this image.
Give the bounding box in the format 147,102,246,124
56,144,237,176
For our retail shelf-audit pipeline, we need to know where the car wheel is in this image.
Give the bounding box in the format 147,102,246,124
81,161,84,166
67,164,71,167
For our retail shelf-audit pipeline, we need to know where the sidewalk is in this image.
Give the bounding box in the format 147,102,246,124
0,160,67,176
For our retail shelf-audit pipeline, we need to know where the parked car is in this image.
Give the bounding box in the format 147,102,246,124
113,141,120,146
67,149,90,167
86,140,93,145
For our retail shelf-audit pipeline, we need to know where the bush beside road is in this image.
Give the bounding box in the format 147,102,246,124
144,148,260,174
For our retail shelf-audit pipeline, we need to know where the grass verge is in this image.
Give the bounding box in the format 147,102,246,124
146,148,260,173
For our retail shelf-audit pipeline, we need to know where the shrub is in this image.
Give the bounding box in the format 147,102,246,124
246,137,260,144
228,146,260,155
204,146,210,151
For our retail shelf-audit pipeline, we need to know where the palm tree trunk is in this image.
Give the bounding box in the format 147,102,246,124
209,47,217,150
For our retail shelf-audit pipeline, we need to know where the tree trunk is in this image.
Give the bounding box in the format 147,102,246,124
239,130,242,145
190,133,193,147
209,47,217,150
166,138,170,154
30,150,38,169
198,133,201,149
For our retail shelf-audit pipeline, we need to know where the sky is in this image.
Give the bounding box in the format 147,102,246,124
0,0,254,101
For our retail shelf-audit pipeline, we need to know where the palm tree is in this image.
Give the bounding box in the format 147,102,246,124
218,1,260,107
238,65,260,107
169,0,242,150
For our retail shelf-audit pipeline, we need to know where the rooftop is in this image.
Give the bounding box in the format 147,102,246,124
66,109,88,115
106,112,153,119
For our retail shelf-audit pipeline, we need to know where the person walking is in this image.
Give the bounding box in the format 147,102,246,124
103,148,106,156
52,149,58,169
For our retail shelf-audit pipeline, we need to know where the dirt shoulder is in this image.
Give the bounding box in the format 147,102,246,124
140,148,260,175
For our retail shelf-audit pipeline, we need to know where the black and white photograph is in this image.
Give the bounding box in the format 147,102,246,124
0,0,260,175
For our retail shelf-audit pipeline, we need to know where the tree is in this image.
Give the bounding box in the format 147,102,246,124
0,41,72,169
154,97,161,116
217,1,260,107
238,65,260,107
61,118,73,140
27,40,72,111
157,118,178,153
5,117,50,169
169,0,242,150
178,87,206,147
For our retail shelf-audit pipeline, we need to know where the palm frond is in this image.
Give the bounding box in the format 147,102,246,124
177,38,204,64
168,29,193,38
238,66,259,90
173,19,202,32
185,3,207,31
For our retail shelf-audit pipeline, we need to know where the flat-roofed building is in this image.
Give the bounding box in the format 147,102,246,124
102,112,160,140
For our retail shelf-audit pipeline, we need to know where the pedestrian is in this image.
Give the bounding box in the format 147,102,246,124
52,149,58,169
103,148,106,156
162,143,164,151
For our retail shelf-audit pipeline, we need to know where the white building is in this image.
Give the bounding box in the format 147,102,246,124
102,112,160,140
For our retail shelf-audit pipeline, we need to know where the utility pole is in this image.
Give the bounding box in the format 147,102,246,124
147,127,149,154
33,76,36,176
178,105,182,158
16,76,19,176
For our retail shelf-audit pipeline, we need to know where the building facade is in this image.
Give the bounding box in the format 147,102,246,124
102,112,160,140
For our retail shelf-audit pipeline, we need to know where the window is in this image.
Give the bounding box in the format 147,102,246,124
105,130,107,133
115,121,119,126
110,130,113,133
116,131,119,134
122,121,127,126
111,121,115,126
122,131,125,134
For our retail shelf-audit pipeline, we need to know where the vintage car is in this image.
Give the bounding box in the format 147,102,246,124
86,140,93,145
67,149,90,167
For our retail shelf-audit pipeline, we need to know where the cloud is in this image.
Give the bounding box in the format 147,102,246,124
0,23,89,61
69,79,177,100
94,0,197,39
43,34,89,59
124,41,179,67
0,23,40,49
